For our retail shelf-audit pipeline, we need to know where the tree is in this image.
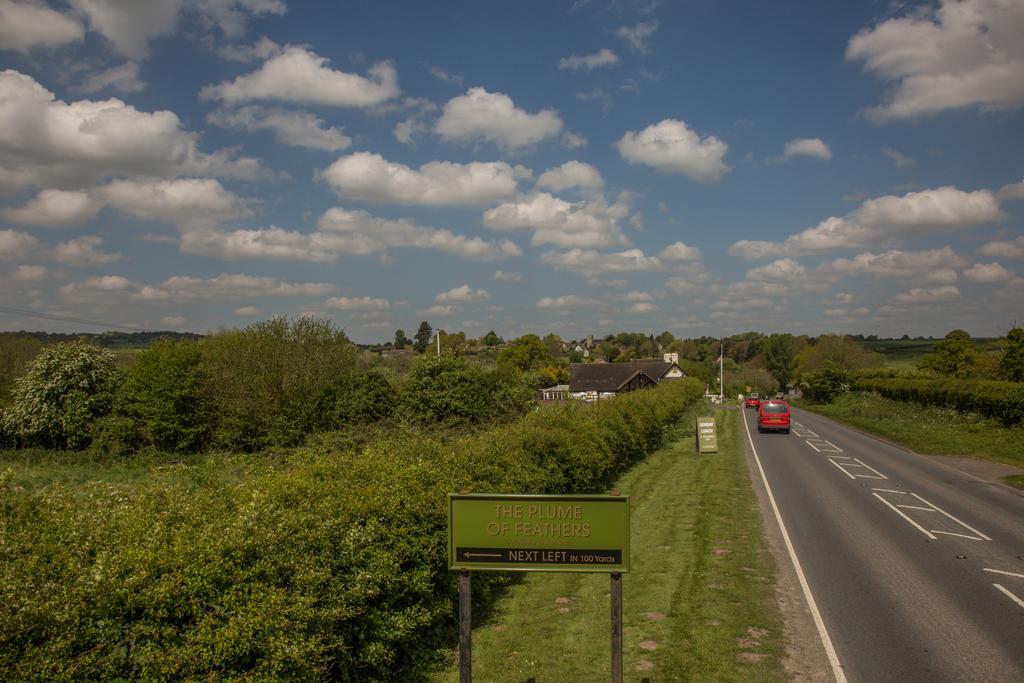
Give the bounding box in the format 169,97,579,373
439,330,469,356
2,340,118,449
119,339,212,453
542,333,563,356
919,329,977,377
0,333,43,409
800,361,851,403
763,334,801,389
393,329,409,349
413,321,432,353
656,331,675,349
482,330,502,346
1000,327,1024,381
796,334,882,375
497,334,550,371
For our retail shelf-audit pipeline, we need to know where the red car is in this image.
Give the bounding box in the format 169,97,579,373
745,393,761,409
758,401,791,434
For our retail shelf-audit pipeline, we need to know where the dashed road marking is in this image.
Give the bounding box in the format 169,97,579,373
871,489,991,541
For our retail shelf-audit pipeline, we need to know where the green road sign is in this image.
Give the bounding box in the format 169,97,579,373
448,494,629,572
697,416,718,453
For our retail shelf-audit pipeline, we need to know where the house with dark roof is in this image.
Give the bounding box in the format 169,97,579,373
568,363,659,401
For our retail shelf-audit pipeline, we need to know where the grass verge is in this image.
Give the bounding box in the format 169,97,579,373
431,405,785,682
797,392,1024,472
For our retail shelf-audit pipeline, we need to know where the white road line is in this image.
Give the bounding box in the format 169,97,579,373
829,459,857,480
823,440,844,452
806,440,822,452
851,458,886,479
932,531,988,540
872,492,937,540
993,584,1024,610
872,488,905,495
983,568,1024,580
908,493,991,541
896,505,935,512
742,409,847,683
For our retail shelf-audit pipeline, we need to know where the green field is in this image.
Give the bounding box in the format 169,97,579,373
433,406,785,682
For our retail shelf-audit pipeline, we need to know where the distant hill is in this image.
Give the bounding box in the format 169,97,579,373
0,330,202,349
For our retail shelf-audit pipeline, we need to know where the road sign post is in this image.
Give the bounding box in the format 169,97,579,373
449,493,629,680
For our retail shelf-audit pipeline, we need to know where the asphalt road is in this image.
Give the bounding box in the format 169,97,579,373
742,405,1024,683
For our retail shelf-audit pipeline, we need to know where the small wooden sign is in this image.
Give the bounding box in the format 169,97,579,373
696,416,718,453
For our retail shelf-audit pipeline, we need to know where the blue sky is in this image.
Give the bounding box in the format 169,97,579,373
1,0,1022,342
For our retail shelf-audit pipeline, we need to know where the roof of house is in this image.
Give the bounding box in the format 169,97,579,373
569,363,657,392
626,360,679,379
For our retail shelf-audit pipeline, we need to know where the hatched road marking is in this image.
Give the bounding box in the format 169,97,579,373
829,457,887,480
871,489,991,541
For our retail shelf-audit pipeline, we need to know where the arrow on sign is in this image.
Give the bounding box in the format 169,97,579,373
463,552,501,559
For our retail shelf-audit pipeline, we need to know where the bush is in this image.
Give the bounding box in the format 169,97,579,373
87,414,144,458
118,339,213,453
400,356,533,429
316,368,398,429
800,361,851,403
200,317,358,451
852,376,1024,426
0,379,702,680
1,340,118,449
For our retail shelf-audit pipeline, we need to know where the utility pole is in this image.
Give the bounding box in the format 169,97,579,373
719,338,724,404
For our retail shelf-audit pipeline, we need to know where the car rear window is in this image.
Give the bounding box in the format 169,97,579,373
762,403,788,414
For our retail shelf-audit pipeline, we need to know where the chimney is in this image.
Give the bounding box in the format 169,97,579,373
664,352,678,363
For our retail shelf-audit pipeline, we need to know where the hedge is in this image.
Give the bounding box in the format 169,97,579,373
852,376,1024,426
0,379,703,680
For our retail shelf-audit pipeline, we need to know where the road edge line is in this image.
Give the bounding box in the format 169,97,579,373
741,408,848,683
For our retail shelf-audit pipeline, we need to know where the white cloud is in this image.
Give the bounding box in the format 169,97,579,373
0,1,84,53
436,285,490,303
615,291,652,302
70,0,181,60
208,105,352,151
394,117,428,145
540,247,664,276
616,119,730,182
536,295,602,309
782,138,832,161
894,285,961,303
492,269,522,283
320,152,521,206
659,241,702,262
326,296,391,310
745,258,810,282
217,36,283,63
101,178,252,227
558,48,619,71
9,264,47,281
427,65,463,86
74,62,145,94
234,305,262,315
0,70,269,192
925,268,959,284
2,189,102,227
846,0,1024,120
0,229,40,261
616,20,658,53
418,304,456,317
536,161,604,191
136,273,336,301
49,235,123,267
561,131,587,149
185,208,522,263
435,87,563,151
159,315,186,327
963,262,1014,283
827,247,968,278
200,47,400,107
627,302,657,313
997,182,1024,201
881,147,915,168
979,235,1024,259
483,192,632,248
191,0,287,40
730,186,1003,258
